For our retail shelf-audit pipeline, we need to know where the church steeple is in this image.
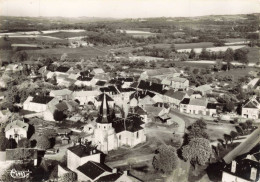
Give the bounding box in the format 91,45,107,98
97,93,111,123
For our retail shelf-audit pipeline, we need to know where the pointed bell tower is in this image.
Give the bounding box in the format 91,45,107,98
97,93,111,123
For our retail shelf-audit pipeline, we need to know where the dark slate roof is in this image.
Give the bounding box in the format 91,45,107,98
77,161,112,180
31,96,54,104
180,98,190,104
67,145,99,158
113,114,144,133
77,76,93,81
118,87,135,93
96,173,122,182
137,80,166,94
253,152,260,161
133,106,147,115
100,86,119,94
55,102,69,111
56,66,70,73
96,81,106,86
207,103,217,109
223,158,260,181
164,90,186,100
130,90,155,100
118,77,134,82
80,70,92,77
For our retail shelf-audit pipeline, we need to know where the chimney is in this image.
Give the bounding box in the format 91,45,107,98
231,161,236,173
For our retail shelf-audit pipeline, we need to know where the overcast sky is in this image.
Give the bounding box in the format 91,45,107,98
0,0,259,18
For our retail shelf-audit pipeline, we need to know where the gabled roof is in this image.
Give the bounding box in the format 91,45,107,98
171,77,187,83
195,84,212,92
67,145,99,158
91,68,105,74
180,98,190,104
136,80,166,94
189,98,207,107
130,91,155,100
100,86,120,94
133,106,147,115
5,120,29,132
31,96,54,104
96,80,106,86
243,97,260,109
96,173,122,182
77,76,93,81
77,161,112,180
113,114,144,133
56,66,70,73
164,90,186,100
72,91,101,97
50,89,72,96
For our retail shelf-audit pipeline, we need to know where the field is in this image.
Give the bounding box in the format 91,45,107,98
25,47,108,59
146,42,214,50
247,47,260,63
44,31,88,39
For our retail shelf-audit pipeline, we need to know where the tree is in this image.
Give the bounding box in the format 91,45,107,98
53,110,66,122
61,172,77,182
152,145,179,173
193,68,199,75
12,51,28,62
224,101,235,112
245,120,253,129
223,48,234,70
234,49,249,64
189,48,196,59
0,135,9,151
36,136,51,150
230,131,238,143
18,138,31,148
182,138,212,168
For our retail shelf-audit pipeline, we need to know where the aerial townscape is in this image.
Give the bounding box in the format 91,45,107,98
0,1,260,182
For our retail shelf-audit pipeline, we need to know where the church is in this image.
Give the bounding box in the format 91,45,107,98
91,93,146,154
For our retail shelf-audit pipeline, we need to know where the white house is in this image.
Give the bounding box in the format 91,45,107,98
49,89,72,100
140,68,181,80
194,84,213,96
163,90,189,107
162,77,189,90
5,120,29,142
72,91,101,105
242,96,260,119
91,68,105,75
23,95,59,113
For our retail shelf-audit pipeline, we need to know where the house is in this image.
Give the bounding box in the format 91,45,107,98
23,95,59,113
131,80,167,95
75,76,95,87
129,90,156,108
243,78,260,91
64,144,141,182
242,96,260,119
180,98,217,116
144,105,170,122
163,90,189,108
222,157,260,182
132,106,148,123
162,77,189,90
82,121,96,134
5,64,23,72
5,120,29,142
72,91,101,105
91,68,105,75
49,89,72,100
140,68,181,80
194,84,213,96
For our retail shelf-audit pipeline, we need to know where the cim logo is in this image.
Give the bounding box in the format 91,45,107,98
7,169,32,179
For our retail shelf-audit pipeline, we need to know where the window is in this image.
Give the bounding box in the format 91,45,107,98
136,131,139,138
119,135,121,140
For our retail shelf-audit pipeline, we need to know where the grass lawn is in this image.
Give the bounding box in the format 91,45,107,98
247,47,260,63
26,47,108,59
210,67,260,81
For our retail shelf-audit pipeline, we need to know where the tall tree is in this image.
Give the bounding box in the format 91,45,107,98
223,48,234,70
152,144,179,173
182,138,212,168
189,48,196,59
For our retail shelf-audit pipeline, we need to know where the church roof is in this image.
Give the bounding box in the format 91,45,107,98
96,93,114,123
113,114,144,133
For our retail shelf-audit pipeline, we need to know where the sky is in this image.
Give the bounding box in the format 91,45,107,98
0,0,259,18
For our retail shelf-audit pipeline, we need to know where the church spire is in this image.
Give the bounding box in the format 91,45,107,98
97,93,110,123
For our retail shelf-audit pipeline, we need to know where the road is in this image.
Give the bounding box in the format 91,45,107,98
106,154,154,168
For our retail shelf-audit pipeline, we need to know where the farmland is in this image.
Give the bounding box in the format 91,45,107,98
25,47,108,59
